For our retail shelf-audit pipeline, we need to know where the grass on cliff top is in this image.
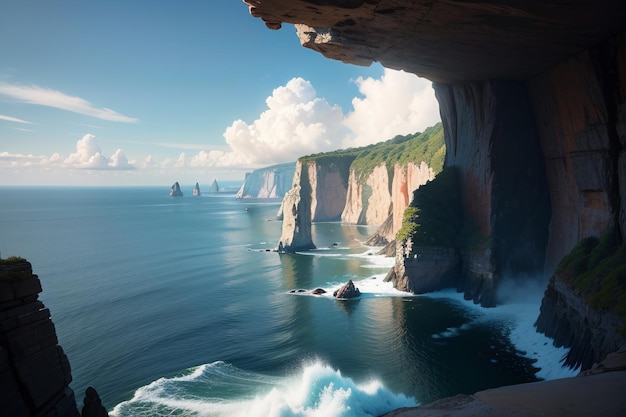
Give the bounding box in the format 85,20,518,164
0,256,27,264
556,227,626,328
299,122,445,183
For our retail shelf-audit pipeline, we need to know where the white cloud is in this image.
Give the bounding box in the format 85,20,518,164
0,83,138,123
342,69,441,148
61,134,134,170
187,71,440,169
0,114,32,124
218,77,346,167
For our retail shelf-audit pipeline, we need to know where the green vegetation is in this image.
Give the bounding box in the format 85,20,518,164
299,122,445,184
396,165,490,255
0,256,27,264
350,123,445,182
398,166,464,247
556,227,626,331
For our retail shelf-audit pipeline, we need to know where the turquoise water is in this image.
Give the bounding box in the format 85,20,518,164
0,186,560,416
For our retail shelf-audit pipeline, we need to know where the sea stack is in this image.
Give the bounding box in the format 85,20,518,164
169,182,183,197
209,179,219,193
192,182,201,196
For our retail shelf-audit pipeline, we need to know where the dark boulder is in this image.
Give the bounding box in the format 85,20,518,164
333,280,360,299
81,387,108,417
312,288,326,295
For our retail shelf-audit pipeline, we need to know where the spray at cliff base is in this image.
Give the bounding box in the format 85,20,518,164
110,361,416,417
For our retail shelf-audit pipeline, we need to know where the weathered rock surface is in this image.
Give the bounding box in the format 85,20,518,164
0,260,79,417
333,280,361,299
278,160,317,252
535,277,626,370
244,0,626,84
236,162,295,199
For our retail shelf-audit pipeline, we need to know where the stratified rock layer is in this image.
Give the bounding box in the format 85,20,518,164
0,261,79,417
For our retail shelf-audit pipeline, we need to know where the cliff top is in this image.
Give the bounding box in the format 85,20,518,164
300,122,444,181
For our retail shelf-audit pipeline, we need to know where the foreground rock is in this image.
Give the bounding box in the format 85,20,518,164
0,259,79,417
382,349,626,417
333,280,361,299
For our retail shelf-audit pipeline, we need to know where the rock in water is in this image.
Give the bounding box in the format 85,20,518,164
209,179,219,193
192,182,201,196
333,280,361,299
169,182,183,197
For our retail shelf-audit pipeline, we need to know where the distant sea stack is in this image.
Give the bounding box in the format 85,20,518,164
209,179,219,193
236,162,296,198
169,182,183,197
192,182,201,196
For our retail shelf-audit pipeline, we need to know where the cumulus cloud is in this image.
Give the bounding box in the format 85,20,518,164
218,78,347,167
343,69,441,148
61,134,134,170
0,83,138,123
186,70,440,169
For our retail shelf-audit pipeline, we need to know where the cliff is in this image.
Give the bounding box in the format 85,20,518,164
278,125,444,252
236,162,296,199
0,259,79,417
247,1,626,368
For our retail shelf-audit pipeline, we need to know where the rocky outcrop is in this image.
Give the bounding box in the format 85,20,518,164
192,182,201,196
535,277,626,371
169,182,183,197
0,259,79,417
278,160,317,252
209,180,219,193
333,280,361,299
278,156,354,252
236,162,295,198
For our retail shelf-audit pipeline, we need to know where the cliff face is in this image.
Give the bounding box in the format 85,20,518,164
236,162,296,199
0,260,79,417
248,0,626,365
341,161,434,238
278,126,443,252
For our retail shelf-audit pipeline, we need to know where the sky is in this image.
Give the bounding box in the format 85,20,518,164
0,0,441,187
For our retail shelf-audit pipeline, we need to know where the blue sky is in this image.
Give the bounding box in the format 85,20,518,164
0,0,440,187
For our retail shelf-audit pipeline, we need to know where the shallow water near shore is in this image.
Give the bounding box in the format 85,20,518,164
0,186,575,416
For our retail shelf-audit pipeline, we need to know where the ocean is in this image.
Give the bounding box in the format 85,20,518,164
0,186,576,416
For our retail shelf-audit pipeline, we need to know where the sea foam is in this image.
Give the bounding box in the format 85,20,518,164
110,360,416,417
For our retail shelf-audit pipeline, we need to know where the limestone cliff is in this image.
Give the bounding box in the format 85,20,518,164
0,259,79,417
236,162,295,199
278,125,444,252
247,0,626,366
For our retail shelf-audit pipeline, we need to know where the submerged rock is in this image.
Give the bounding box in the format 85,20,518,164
333,280,361,299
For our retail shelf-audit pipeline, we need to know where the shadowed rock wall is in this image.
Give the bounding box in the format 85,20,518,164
0,261,79,417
